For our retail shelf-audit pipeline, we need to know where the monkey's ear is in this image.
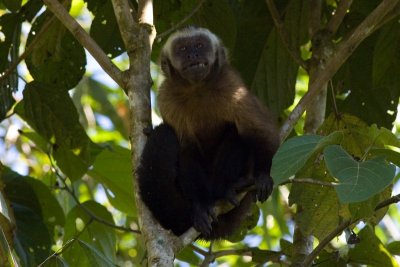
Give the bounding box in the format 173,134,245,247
216,45,229,68
160,51,173,77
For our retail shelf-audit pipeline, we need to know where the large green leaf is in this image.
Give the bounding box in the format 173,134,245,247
324,145,396,203
251,0,308,114
271,132,343,184
75,240,116,267
15,82,101,180
25,11,86,89
2,169,65,234
289,160,340,241
88,146,135,216
0,13,20,121
63,201,116,266
230,0,273,87
89,1,125,58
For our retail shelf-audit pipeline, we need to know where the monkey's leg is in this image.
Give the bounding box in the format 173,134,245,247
211,124,251,205
137,124,192,235
178,145,217,236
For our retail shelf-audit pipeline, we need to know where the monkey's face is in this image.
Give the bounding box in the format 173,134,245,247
170,35,216,83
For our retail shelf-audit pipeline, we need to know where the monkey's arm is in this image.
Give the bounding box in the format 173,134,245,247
233,89,280,202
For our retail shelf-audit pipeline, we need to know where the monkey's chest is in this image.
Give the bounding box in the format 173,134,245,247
161,97,230,151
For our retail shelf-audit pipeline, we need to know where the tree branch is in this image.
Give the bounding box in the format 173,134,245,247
308,0,322,36
42,0,124,88
375,193,400,211
302,219,354,267
326,0,353,35
280,0,400,141
266,0,307,70
280,178,336,187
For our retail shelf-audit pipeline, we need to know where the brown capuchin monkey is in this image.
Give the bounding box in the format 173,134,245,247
138,26,279,240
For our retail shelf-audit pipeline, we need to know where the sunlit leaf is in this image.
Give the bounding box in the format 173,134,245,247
89,146,135,216
348,225,399,266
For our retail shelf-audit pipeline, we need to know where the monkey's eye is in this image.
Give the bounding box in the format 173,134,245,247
196,43,203,49
180,46,186,51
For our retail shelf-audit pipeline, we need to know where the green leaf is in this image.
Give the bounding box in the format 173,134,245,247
387,241,400,256
230,0,272,87
63,201,116,266
348,225,399,267
271,132,343,184
288,159,340,241
76,240,117,267
89,1,125,58
272,135,322,183
324,145,396,203
2,169,65,234
88,146,135,216
13,203,52,266
3,0,22,12
16,82,101,179
192,1,236,50
0,13,20,120
25,11,86,89
251,0,308,114
40,255,69,267
176,246,201,266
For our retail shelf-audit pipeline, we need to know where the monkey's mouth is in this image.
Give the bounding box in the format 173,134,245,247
183,62,208,71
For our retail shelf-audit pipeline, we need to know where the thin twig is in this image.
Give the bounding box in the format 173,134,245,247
280,178,336,187
280,0,400,141
375,193,400,211
266,0,308,70
42,0,124,88
156,0,207,41
326,0,353,35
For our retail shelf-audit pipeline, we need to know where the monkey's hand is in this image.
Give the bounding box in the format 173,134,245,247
255,173,273,202
192,204,216,236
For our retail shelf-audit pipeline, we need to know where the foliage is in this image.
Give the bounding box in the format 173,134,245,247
0,0,400,266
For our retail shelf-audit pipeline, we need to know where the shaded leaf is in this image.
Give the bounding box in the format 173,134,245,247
63,201,116,265
26,11,86,89
40,255,69,267
15,82,101,180
251,0,308,114
324,145,396,203
2,169,65,235
13,204,52,266
3,0,22,12
89,1,125,58
76,240,117,267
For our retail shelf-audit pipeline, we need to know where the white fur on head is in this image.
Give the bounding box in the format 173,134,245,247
162,26,221,59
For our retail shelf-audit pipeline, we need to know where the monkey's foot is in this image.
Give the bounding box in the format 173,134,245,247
192,204,216,236
255,174,274,202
